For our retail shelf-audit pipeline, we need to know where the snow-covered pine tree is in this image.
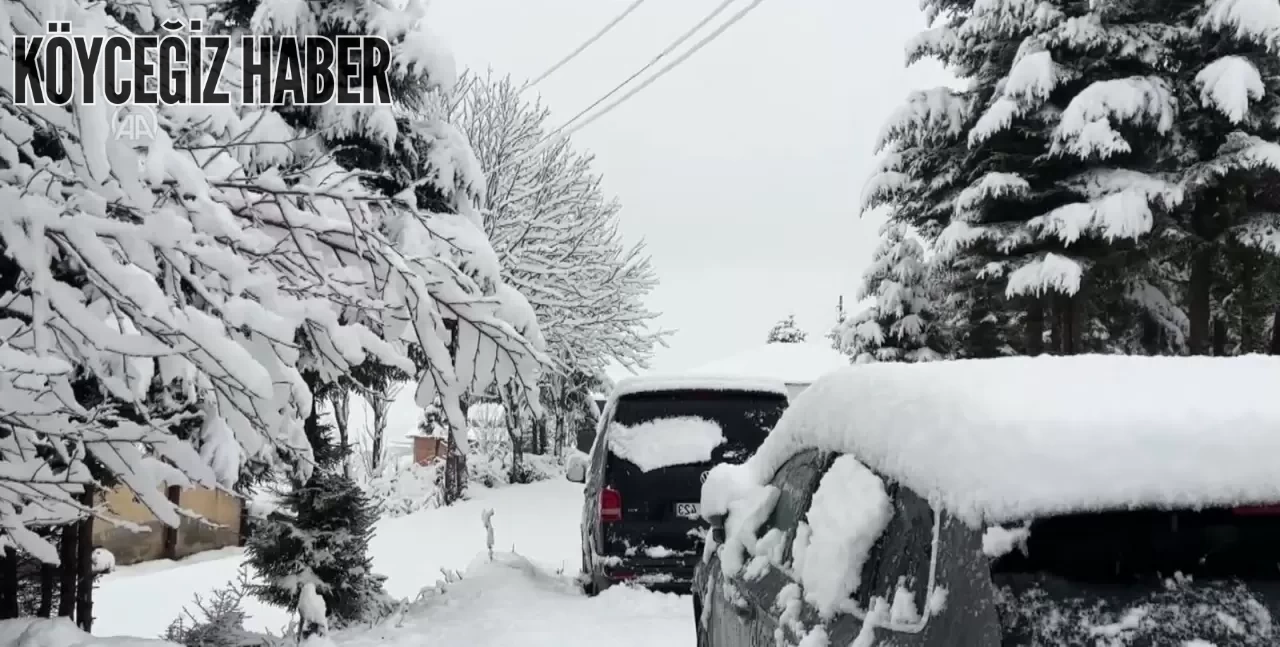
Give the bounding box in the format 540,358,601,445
766,315,808,344
869,0,1195,357
244,416,392,630
1172,1,1280,354
837,223,948,363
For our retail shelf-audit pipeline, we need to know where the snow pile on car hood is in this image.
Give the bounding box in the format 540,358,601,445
608,416,725,472
702,354,1280,527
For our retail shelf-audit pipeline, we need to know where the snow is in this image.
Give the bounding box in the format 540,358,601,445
91,548,117,574
1195,56,1265,123
982,524,1030,558
793,456,893,619
607,417,726,472
95,480,692,647
607,374,790,401
701,354,1280,529
688,343,849,390
1051,76,1176,159
0,619,177,647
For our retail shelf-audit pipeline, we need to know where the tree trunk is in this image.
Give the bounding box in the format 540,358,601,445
1140,313,1162,356
0,546,18,619
39,561,55,617
1270,305,1280,355
75,487,95,631
332,389,351,478
163,485,181,559
1187,247,1214,355
1240,253,1258,352
1212,317,1229,356
1025,295,1045,356
1049,294,1064,354
58,521,77,618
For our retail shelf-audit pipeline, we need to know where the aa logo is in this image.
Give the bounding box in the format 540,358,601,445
111,105,158,145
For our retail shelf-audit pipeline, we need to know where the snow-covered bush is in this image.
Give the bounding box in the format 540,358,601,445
164,566,275,647
365,459,443,518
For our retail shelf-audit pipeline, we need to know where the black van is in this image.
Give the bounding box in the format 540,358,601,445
567,376,790,595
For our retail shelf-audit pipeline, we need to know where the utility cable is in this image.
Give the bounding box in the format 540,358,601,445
522,0,652,90
500,0,766,172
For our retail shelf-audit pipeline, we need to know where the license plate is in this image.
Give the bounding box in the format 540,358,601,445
675,503,700,518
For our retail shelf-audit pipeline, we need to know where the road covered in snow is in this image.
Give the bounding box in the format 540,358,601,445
94,480,693,647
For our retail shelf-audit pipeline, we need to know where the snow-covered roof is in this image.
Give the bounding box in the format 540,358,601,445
608,374,791,403
689,342,849,386
703,355,1280,527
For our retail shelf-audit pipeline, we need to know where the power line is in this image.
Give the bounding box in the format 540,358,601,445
501,0,767,173
522,0,651,90
540,0,738,144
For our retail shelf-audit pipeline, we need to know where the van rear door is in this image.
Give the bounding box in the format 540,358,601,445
601,390,787,558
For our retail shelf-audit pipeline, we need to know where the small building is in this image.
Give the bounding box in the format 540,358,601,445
411,435,451,465
93,483,242,567
688,342,850,398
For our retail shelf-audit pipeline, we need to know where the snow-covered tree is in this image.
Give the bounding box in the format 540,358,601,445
453,72,665,462
766,315,808,344
866,0,1280,358
0,0,544,569
837,224,947,363
455,73,666,370
244,419,392,629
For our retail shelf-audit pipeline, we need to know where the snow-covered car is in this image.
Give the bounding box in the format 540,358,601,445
568,374,791,595
693,354,1280,646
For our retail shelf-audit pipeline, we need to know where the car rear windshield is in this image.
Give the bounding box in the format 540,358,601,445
990,506,1280,581
610,390,787,464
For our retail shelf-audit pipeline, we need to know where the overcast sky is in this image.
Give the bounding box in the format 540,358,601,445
433,0,951,377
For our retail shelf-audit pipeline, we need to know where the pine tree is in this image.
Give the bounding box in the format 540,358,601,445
766,315,808,344
244,410,391,629
837,224,948,363
867,0,1278,358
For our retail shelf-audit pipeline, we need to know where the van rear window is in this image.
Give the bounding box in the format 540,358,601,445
990,507,1280,581
611,390,787,463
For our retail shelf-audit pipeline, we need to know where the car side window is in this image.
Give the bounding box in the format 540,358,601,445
856,480,934,614
766,449,832,567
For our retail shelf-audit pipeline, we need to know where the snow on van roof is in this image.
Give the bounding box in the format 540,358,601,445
703,354,1280,527
607,374,790,402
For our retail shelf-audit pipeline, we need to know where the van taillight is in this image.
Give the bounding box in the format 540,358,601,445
600,487,622,523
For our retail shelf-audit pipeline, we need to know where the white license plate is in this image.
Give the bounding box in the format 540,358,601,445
675,503,700,518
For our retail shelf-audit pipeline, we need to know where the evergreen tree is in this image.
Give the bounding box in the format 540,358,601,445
244,407,391,629
865,0,1280,358
837,224,948,363
766,315,809,344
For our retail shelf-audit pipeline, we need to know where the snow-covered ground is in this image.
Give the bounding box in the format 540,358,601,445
93,480,693,646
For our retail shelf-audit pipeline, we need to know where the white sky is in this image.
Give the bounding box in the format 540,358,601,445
432,0,951,377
